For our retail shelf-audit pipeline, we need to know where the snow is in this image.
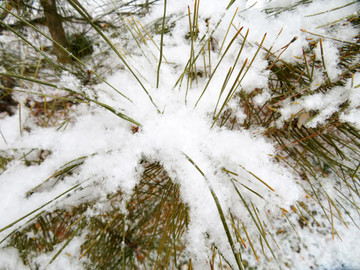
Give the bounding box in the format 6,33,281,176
278,77,360,128
59,71,82,93
0,247,28,270
33,236,88,270
0,0,360,269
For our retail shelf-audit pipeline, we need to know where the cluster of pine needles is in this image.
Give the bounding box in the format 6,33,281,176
0,0,360,269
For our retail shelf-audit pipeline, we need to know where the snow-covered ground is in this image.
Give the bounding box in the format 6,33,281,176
0,0,359,269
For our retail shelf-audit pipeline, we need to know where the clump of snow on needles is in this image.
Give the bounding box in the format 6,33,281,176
0,0,359,269
132,99,299,261
59,71,81,91
277,76,360,128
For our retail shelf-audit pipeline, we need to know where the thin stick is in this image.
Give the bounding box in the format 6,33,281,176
184,154,243,270
157,0,167,88
18,104,22,137
242,222,259,262
305,1,358,17
194,27,244,108
319,38,331,83
267,36,297,70
301,29,358,45
138,21,169,63
218,8,238,55
0,130,7,145
130,13,147,44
